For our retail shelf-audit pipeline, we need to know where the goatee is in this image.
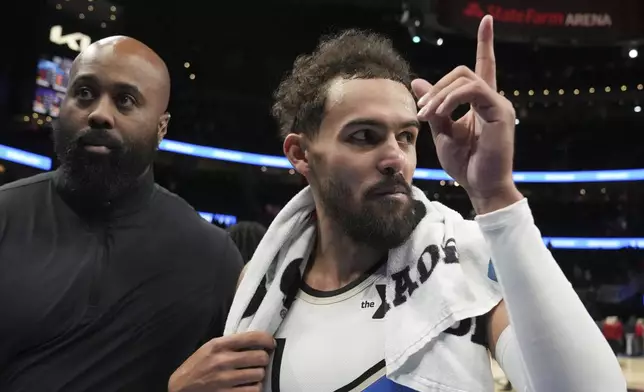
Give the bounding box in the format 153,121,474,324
312,169,423,250
53,123,158,201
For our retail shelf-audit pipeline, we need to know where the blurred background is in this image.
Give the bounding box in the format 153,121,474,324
2,0,644,389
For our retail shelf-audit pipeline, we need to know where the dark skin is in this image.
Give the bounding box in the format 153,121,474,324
60,35,171,168
61,38,277,391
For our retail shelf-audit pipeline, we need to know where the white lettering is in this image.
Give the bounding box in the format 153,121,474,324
49,25,92,52
565,13,613,27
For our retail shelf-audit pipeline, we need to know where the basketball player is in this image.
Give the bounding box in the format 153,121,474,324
169,16,624,391
0,37,243,391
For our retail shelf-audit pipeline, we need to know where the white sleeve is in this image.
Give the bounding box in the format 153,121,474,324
476,199,626,392
494,326,530,392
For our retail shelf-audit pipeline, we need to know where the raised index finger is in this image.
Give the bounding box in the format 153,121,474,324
475,15,497,91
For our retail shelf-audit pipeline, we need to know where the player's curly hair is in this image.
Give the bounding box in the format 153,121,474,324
271,29,413,139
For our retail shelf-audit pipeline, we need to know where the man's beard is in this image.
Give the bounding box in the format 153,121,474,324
311,167,423,250
53,122,158,201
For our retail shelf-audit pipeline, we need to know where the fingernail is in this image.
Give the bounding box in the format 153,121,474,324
418,95,430,107
418,106,429,118
435,103,445,116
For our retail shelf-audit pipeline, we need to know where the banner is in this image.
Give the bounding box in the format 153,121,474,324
436,0,644,45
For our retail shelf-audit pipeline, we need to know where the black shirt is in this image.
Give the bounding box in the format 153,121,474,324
0,170,244,392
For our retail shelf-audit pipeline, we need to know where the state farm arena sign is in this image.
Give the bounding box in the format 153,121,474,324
463,3,612,28
437,0,644,45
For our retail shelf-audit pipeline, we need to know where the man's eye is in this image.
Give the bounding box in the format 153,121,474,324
399,131,414,143
351,129,376,143
76,87,94,100
352,130,367,140
117,94,136,109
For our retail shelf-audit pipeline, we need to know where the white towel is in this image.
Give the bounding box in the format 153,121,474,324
225,185,503,391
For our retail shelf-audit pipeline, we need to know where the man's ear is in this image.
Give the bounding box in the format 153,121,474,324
283,133,310,178
157,113,171,145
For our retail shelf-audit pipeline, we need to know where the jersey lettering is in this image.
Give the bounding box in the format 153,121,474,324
417,245,440,283
391,266,418,306
372,284,389,319
444,315,488,348
391,239,460,308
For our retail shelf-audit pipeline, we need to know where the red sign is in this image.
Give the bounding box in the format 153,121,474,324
461,2,612,28
436,0,643,45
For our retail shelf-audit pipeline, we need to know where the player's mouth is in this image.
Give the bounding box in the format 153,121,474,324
371,185,410,200
82,144,113,154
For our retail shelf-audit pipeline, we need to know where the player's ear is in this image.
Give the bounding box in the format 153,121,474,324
284,133,310,178
157,113,170,145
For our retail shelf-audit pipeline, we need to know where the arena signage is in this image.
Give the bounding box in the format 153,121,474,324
49,25,92,52
436,0,644,45
462,2,613,28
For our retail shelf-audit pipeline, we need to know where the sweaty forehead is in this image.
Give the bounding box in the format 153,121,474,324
324,78,417,123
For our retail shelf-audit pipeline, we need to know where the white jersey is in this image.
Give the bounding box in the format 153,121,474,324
264,261,494,392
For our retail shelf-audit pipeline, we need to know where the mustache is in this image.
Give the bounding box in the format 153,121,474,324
365,173,412,198
75,128,124,150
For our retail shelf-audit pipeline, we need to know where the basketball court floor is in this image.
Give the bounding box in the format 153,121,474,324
491,356,644,391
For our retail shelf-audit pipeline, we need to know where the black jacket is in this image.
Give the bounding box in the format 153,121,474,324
0,170,243,392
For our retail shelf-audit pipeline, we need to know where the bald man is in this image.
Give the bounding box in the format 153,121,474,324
0,37,243,391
